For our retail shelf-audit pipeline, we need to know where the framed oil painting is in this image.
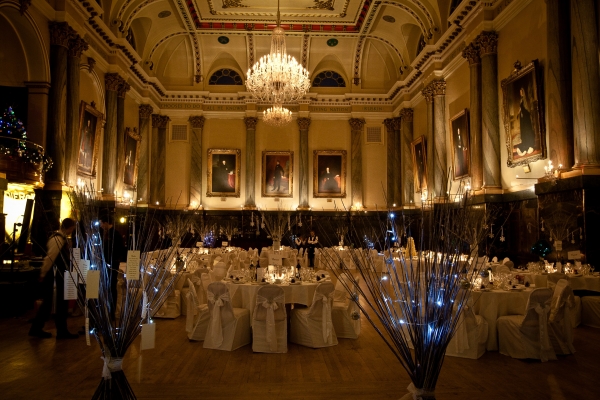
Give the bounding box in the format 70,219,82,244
123,127,141,187
411,136,427,193
207,148,241,197
450,109,470,180
77,101,103,177
501,59,546,167
313,150,346,198
262,151,293,198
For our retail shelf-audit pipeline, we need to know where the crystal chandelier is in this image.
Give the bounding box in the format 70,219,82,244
246,0,310,105
263,104,292,127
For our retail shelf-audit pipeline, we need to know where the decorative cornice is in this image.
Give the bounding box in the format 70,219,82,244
139,104,154,119
68,35,88,58
87,57,96,73
189,115,206,129
49,22,72,47
117,81,131,98
477,31,498,55
383,118,395,133
297,117,311,130
105,73,122,92
244,116,258,130
151,114,170,129
348,118,365,131
399,108,413,122
462,42,480,65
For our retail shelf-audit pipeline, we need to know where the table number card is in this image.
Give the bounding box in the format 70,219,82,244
64,271,78,300
568,250,582,260
141,323,156,350
269,253,283,266
86,269,100,299
126,250,141,280
222,241,229,247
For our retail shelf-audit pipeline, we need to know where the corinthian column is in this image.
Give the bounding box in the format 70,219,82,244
65,35,88,187
422,85,434,199
399,109,414,205
384,118,396,207
297,117,311,209
189,115,205,207
46,22,72,188
478,31,501,187
432,80,447,198
463,42,483,190
115,81,130,196
137,104,153,203
244,117,258,209
571,0,600,167
102,73,121,197
349,118,366,208
150,114,170,206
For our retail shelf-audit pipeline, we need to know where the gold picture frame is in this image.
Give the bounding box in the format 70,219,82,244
411,136,427,193
262,151,293,198
501,59,546,167
313,150,346,198
207,148,241,197
450,109,471,180
77,101,103,177
123,127,141,187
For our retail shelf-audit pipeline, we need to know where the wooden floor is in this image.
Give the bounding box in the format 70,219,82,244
1,309,599,400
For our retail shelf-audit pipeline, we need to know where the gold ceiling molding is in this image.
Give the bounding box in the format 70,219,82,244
203,0,353,20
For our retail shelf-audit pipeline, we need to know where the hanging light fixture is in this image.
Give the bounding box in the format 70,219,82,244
263,103,292,127
246,0,310,105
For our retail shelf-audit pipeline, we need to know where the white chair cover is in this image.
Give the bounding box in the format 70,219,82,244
211,262,228,281
332,275,362,339
547,273,569,288
581,296,600,328
290,282,338,348
185,278,210,340
495,265,511,274
497,288,557,362
446,294,488,359
548,279,576,355
203,282,251,351
252,286,287,353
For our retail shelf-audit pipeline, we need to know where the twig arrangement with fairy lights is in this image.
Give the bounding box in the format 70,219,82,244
258,208,297,245
316,189,508,399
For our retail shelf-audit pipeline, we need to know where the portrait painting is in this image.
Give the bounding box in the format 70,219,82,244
207,149,241,197
450,109,470,179
313,150,346,198
411,136,427,193
262,151,293,198
501,59,546,167
77,101,103,176
123,128,140,187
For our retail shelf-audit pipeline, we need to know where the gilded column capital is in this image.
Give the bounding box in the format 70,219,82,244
105,73,122,92
477,31,498,55
152,114,170,129
117,81,130,98
49,22,72,47
68,35,88,58
348,118,365,131
189,115,206,129
297,117,311,130
399,108,414,122
383,118,395,133
421,85,434,103
244,117,258,130
139,104,154,119
430,79,446,97
462,42,481,65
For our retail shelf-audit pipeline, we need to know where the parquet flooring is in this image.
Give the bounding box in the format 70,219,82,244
1,309,599,399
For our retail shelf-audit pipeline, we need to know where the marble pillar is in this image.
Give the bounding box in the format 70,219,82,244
46,22,71,188
546,0,573,170
422,86,434,199
244,117,258,208
102,73,121,197
137,104,153,203
384,118,396,207
399,109,414,205
393,117,403,206
432,80,447,198
297,117,311,209
65,35,88,187
463,42,483,190
189,115,205,207
349,118,366,207
116,82,130,195
478,31,501,187
24,81,50,148
150,114,169,206
571,0,600,167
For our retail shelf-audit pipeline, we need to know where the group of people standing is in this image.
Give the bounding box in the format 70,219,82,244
294,230,319,267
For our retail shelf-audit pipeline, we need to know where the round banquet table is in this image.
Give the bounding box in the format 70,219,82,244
225,281,319,322
471,288,534,351
564,274,600,292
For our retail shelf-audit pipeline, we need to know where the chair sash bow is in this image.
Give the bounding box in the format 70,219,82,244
521,302,553,362
207,291,231,347
315,291,334,343
258,293,284,351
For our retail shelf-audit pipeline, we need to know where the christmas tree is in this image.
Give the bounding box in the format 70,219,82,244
0,107,28,140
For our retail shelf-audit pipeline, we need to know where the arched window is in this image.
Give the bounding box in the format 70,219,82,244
312,70,346,87
208,69,243,85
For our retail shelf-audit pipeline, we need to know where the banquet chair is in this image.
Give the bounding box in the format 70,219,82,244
581,296,600,328
252,286,287,353
185,279,210,341
548,273,569,288
331,274,361,339
203,282,252,351
548,279,576,355
547,274,581,327
290,282,338,348
495,265,511,275
497,288,557,362
211,262,228,281
446,295,488,359
502,257,515,270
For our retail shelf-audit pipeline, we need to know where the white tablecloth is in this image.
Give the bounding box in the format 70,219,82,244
565,275,600,292
471,288,534,351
